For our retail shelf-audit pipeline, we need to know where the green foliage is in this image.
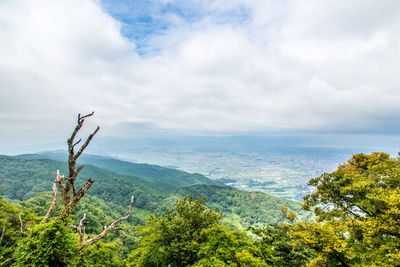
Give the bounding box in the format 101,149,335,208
91,177,161,212
0,156,65,201
0,194,36,265
195,225,267,267
295,152,400,266
169,185,306,229
128,196,221,266
127,195,265,266
251,223,314,267
14,220,80,266
80,241,123,266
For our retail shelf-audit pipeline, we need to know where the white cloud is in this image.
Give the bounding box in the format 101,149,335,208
1,0,400,149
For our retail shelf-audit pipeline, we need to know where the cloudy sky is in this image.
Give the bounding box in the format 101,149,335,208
1,0,400,149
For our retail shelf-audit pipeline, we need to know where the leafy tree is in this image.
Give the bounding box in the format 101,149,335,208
293,152,400,266
13,217,126,266
127,195,265,266
0,194,36,265
251,223,314,267
128,195,221,266
80,240,123,266
195,224,266,266
14,220,80,266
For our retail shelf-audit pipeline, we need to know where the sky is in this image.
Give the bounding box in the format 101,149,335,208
1,0,400,150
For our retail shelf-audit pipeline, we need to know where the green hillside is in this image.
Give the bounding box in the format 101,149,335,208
0,154,303,230
17,152,224,193
163,184,304,229
0,155,161,200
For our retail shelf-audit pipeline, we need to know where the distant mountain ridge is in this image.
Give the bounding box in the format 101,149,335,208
16,151,224,194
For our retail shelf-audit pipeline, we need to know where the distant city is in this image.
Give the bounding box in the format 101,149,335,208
90,135,399,201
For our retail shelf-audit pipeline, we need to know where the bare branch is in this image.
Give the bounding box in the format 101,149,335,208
76,165,84,175
56,172,66,191
18,210,24,235
77,213,87,243
72,179,94,208
72,138,82,148
73,126,100,161
79,111,94,121
41,170,61,224
109,196,134,228
0,221,5,245
82,196,134,246
67,114,86,162
0,258,12,266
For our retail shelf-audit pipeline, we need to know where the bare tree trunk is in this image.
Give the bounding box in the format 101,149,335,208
63,112,99,203
58,178,94,221
52,112,100,222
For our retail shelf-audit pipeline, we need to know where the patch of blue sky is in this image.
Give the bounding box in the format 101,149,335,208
100,0,251,55
160,1,251,25
118,16,168,53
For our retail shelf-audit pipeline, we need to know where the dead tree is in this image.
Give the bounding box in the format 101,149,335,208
40,112,133,246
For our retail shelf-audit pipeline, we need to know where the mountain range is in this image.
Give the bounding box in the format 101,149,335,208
0,151,306,231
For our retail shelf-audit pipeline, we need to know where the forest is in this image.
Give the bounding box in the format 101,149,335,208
1,114,400,266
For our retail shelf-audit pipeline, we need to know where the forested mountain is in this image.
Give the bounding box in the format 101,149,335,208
16,152,224,194
0,154,303,229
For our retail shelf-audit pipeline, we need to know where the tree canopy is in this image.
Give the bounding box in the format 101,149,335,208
294,152,400,266
127,195,266,266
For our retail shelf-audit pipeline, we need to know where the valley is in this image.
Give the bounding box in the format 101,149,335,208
91,136,395,201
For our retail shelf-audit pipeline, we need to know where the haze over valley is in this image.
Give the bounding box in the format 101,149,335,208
89,135,400,201
13,134,397,202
